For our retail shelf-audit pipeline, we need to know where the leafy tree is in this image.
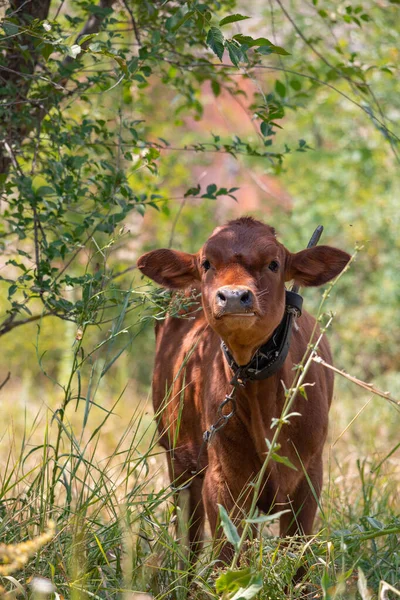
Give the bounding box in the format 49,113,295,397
0,0,399,374
0,0,289,337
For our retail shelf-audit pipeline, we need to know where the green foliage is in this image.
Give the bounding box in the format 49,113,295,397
216,568,263,599
0,0,296,338
218,504,241,551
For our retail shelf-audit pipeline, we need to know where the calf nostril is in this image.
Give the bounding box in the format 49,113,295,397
216,290,226,304
240,291,252,306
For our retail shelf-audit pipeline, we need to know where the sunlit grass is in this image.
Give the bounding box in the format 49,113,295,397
1,373,399,598
0,302,399,599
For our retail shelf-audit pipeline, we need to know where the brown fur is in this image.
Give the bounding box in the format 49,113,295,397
137,218,350,562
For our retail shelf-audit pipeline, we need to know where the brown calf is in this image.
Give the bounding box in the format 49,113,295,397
137,217,350,561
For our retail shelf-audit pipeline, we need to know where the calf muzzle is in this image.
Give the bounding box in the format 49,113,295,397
215,285,255,315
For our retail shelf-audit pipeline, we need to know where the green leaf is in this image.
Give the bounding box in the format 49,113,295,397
8,284,18,298
219,14,250,27
226,40,243,67
321,569,330,595
216,569,263,600
260,121,269,136
365,516,383,530
290,78,302,91
172,9,194,31
40,43,54,61
2,21,19,36
231,573,263,600
127,57,139,73
299,385,308,399
275,80,286,98
235,36,290,55
211,80,221,96
206,27,225,61
184,184,201,197
271,452,297,470
216,568,253,593
89,42,101,52
253,37,276,46
257,44,290,56
233,34,277,49
79,33,97,45
36,186,55,196
232,34,256,47
244,509,290,524
206,183,217,195
217,504,240,550
266,440,297,470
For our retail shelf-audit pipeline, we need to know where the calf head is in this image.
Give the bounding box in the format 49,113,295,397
137,217,350,365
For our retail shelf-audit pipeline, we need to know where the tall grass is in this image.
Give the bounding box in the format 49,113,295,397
0,250,399,599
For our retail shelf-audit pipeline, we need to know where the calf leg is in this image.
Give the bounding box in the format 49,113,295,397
279,458,323,537
187,476,206,560
167,455,205,562
203,468,254,564
280,458,323,587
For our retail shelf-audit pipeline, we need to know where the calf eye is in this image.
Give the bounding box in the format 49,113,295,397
268,260,279,273
202,259,211,271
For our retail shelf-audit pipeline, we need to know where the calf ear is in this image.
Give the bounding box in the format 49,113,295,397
137,249,200,289
286,245,351,287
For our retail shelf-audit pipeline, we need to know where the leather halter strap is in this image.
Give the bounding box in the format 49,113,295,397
221,289,303,381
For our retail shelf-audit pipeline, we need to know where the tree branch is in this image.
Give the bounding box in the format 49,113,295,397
0,311,77,337
121,0,141,46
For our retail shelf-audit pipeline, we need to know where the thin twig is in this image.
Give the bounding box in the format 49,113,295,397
3,142,21,172
4,0,33,18
0,372,11,391
110,265,137,280
121,0,141,46
313,355,400,408
0,313,43,336
274,0,400,163
275,0,356,82
54,0,66,20
0,311,77,337
168,196,188,248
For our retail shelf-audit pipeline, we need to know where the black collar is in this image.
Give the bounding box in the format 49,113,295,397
221,290,303,382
